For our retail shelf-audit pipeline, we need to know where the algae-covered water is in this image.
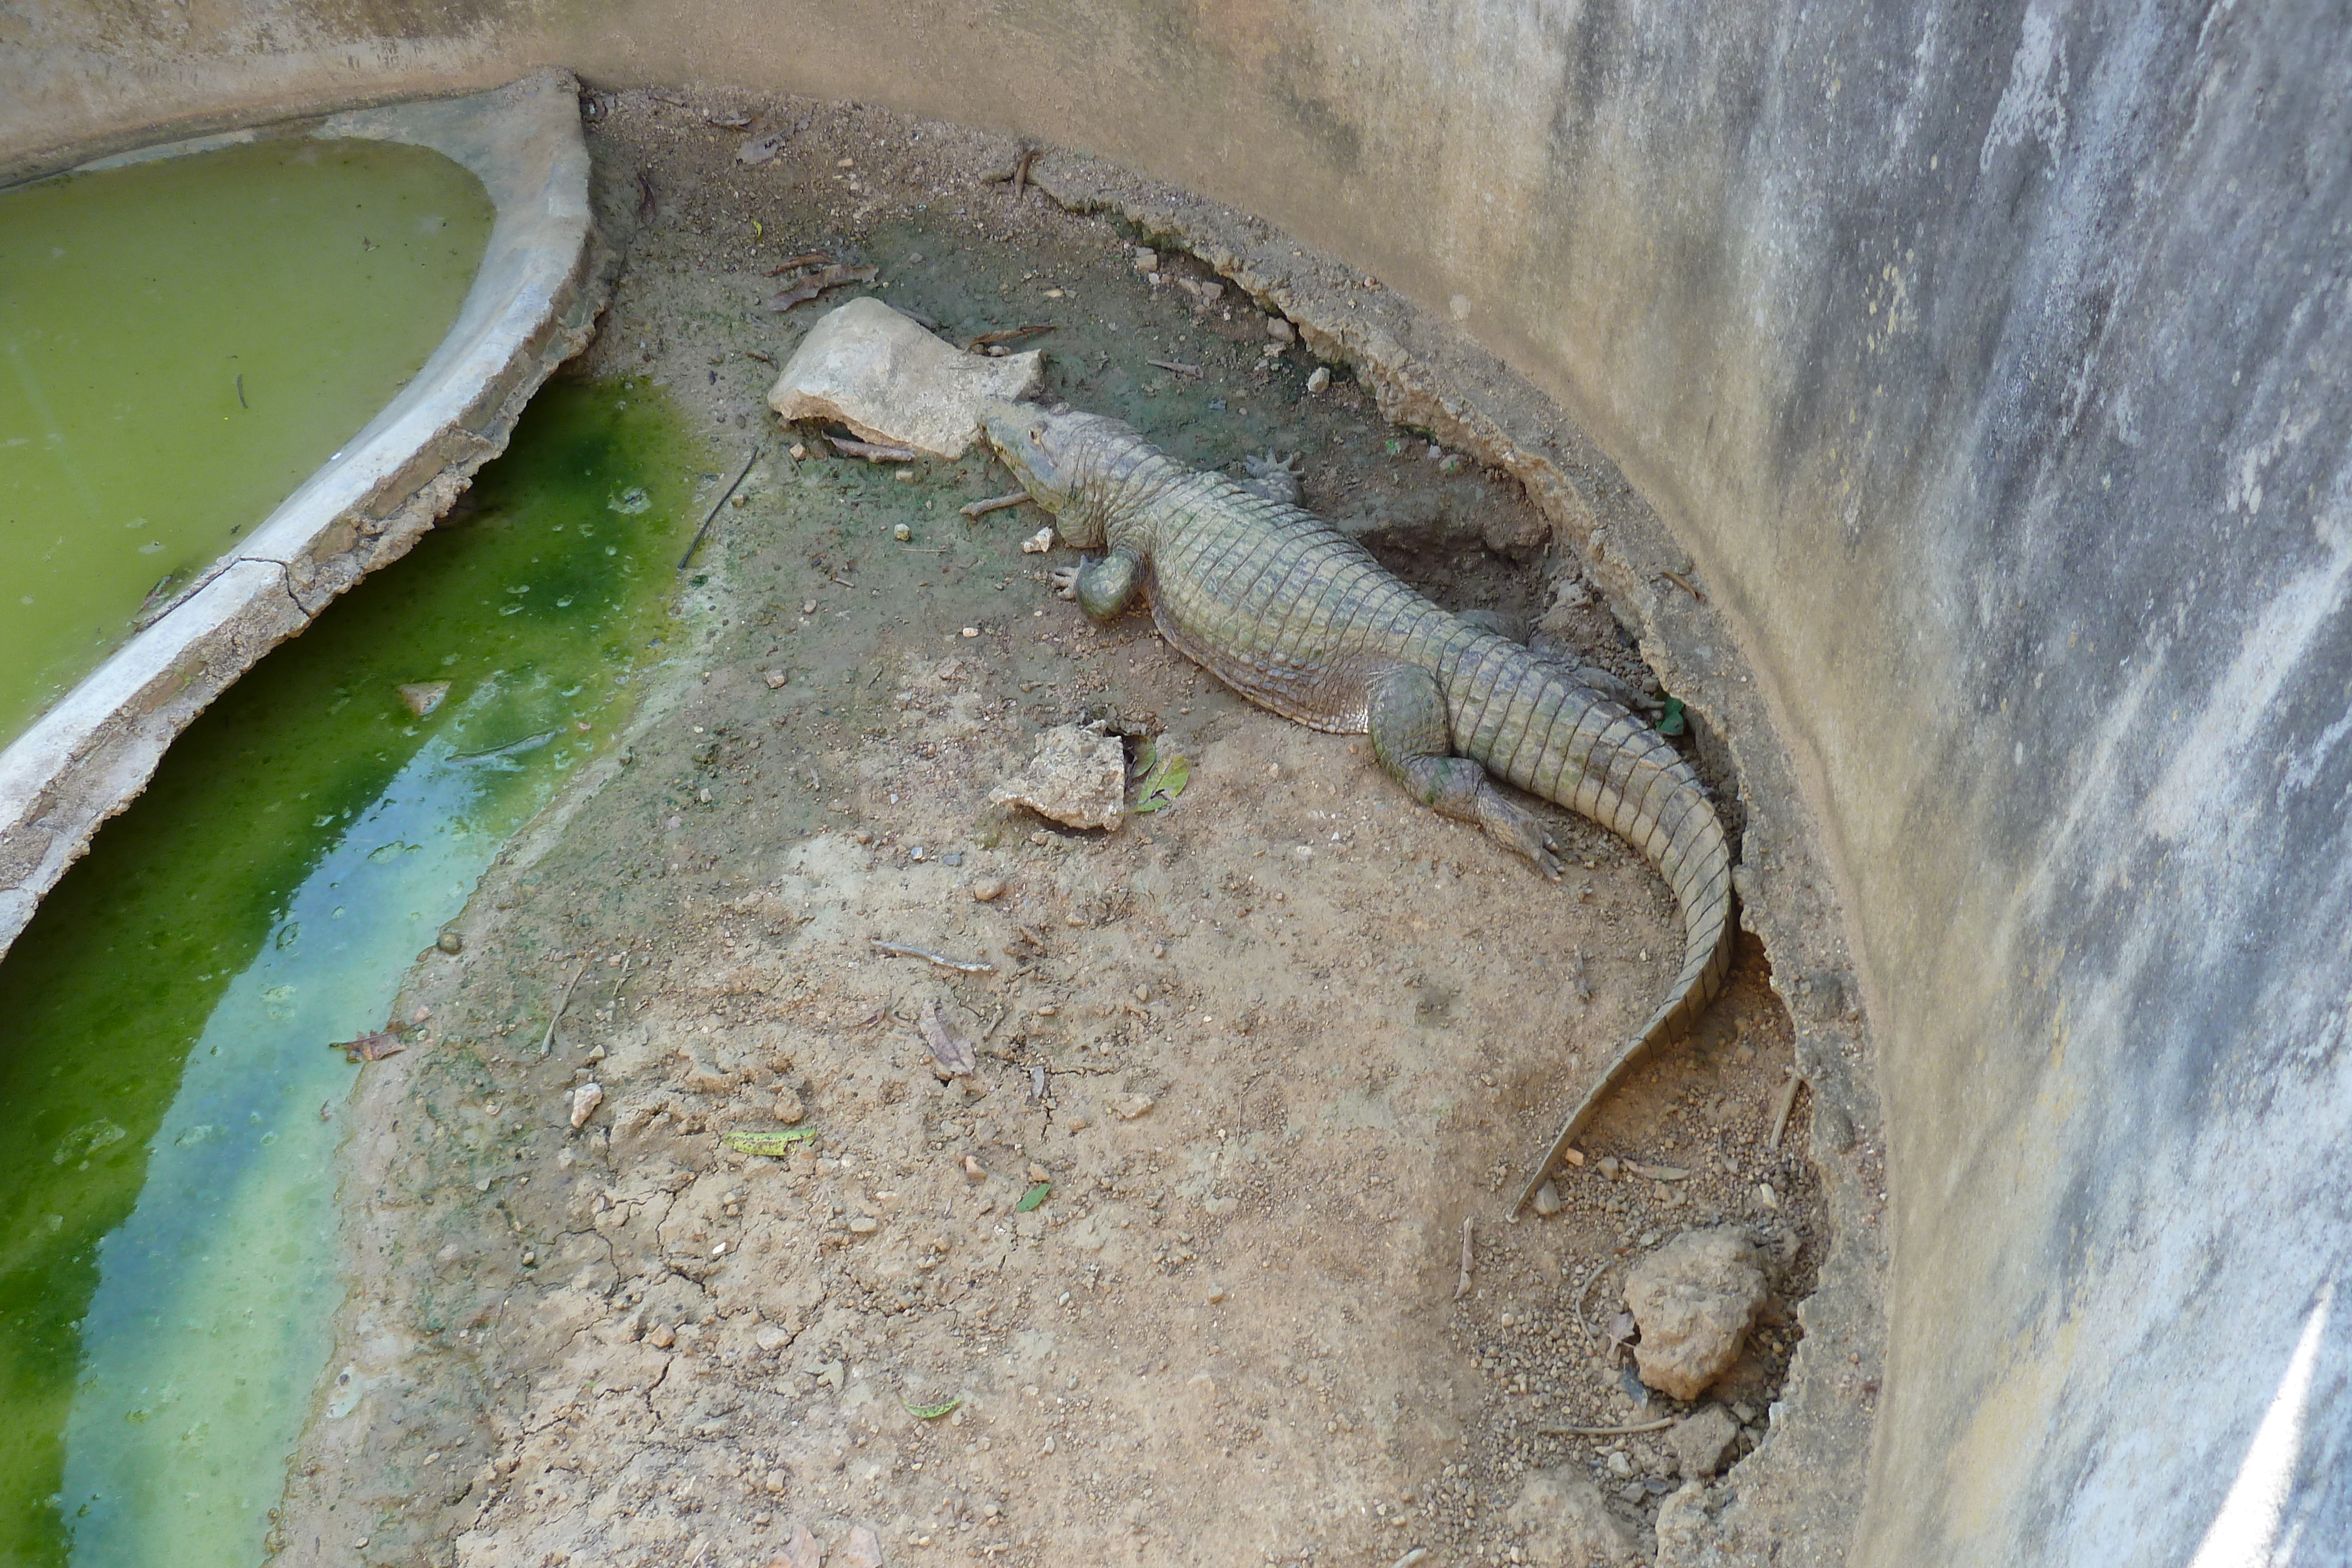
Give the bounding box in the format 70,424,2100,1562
0,136,495,746
0,380,698,1566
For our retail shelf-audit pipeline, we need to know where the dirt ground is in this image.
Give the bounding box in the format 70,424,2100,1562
269,91,1838,1568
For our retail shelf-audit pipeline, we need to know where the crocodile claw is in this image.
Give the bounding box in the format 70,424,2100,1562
1050,564,1083,601
1240,450,1306,506
1477,789,1561,878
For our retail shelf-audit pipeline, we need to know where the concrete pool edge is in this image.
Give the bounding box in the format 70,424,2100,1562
0,69,604,961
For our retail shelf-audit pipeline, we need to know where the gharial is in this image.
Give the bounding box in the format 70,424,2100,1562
983,401,1735,1209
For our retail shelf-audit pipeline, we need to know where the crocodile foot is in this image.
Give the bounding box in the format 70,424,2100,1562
1241,450,1305,506
1477,788,1563,879
1050,564,1083,600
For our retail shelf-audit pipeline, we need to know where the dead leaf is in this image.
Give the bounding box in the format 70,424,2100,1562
765,263,878,311
919,1000,977,1077
329,1029,406,1062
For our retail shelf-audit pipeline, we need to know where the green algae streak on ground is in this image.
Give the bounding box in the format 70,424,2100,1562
0,381,698,1567
0,137,494,745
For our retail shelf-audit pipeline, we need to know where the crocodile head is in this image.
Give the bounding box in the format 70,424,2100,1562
982,400,1107,547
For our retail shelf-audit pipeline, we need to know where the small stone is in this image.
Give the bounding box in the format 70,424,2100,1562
963,1155,986,1182
848,1215,880,1235
1305,366,1331,394
1111,1094,1154,1120
1669,1405,1743,1478
893,522,913,541
1623,1227,1770,1400
765,670,788,689
1021,525,1055,554
1598,1155,1622,1178
567,1082,604,1130
1027,1163,1050,1183
971,877,1007,902
1532,1181,1564,1218
989,724,1127,831
647,1324,677,1349
840,1525,885,1568
773,1087,806,1124
1132,247,1159,272
1267,316,1295,343
789,443,808,461
801,599,818,614
1505,1466,1638,1566
1206,1285,1227,1303
435,930,464,955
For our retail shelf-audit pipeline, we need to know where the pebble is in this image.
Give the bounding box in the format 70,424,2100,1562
648,1325,677,1349
848,1215,880,1235
1306,366,1332,394
1111,1094,1155,1120
893,522,913,540
764,671,787,689
802,599,818,614
1267,316,1295,343
972,877,1007,902
1531,1181,1563,1218
773,1087,806,1125
1132,247,1158,273
435,930,463,954
1206,1285,1227,1303
567,1082,604,1130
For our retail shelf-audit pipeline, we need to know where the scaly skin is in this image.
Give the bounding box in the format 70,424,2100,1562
984,403,1735,1206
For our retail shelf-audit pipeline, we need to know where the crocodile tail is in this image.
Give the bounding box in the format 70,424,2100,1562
1448,646,1736,1206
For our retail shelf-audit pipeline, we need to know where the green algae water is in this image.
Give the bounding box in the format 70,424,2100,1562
0,136,494,745
0,380,696,1566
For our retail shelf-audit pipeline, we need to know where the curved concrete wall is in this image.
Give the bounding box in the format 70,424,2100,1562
8,3,2347,1563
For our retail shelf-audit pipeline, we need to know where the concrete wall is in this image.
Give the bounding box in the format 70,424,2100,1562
9,1,2347,1562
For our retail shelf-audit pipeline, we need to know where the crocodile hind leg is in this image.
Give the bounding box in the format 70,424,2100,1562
1367,666,1563,878
1052,545,1147,621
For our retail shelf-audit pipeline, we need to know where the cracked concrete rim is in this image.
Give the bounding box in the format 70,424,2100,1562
0,68,604,961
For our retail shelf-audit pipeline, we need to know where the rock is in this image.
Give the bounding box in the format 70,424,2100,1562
971,876,1006,902
1267,316,1295,343
1111,1094,1154,1120
1132,247,1158,272
773,1086,806,1125
397,680,450,717
1020,526,1055,554
1669,1404,1743,1477
1623,1226,1769,1400
435,929,464,955
841,1526,885,1568
847,1215,879,1235
988,724,1127,831
1503,1466,1638,1566
1306,366,1331,394
1531,1181,1563,1218
567,1082,604,1130
766,297,1044,460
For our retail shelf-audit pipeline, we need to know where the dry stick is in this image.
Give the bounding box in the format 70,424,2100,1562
538,959,592,1058
827,433,918,462
1455,1216,1475,1300
677,444,762,571
1538,1416,1678,1438
1569,1261,1608,1340
961,492,1032,519
1148,358,1202,378
1767,1069,1806,1150
871,940,995,974
1661,569,1706,603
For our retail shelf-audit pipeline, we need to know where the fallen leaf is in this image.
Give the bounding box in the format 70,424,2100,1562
329,1029,406,1062
1015,1181,1051,1213
903,1395,961,1419
919,1000,977,1076
1132,749,1190,814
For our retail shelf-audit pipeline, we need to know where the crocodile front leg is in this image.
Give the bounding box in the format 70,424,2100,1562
1053,546,1147,621
1368,665,1563,878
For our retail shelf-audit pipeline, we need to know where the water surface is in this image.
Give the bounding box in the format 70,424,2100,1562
0,137,495,744
0,380,697,1566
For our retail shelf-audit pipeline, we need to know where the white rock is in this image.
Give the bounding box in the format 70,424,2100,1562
1020,526,1056,554
988,724,1126,831
767,297,1044,460
1306,366,1332,394
568,1082,604,1130
1504,1466,1638,1566
1624,1226,1769,1400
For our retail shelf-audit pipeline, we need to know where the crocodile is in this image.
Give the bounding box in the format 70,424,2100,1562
983,402,1735,1207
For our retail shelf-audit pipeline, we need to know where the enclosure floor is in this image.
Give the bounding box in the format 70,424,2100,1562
271,89,1830,1568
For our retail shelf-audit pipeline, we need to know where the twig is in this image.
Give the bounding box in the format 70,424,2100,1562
539,959,592,1058
678,444,762,571
764,250,834,275
1455,1216,1475,1300
964,324,1054,352
235,373,246,409
827,434,918,462
1008,143,1040,200
1538,1416,1677,1437
871,940,995,974
766,263,878,311
1147,358,1202,379
1389,1552,1431,1568
960,492,1032,519
1661,569,1706,603
1569,1261,1606,1339
1768,1070,1806,1149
